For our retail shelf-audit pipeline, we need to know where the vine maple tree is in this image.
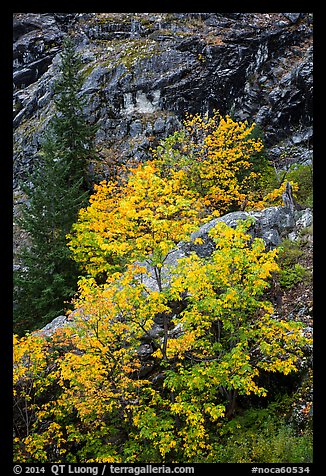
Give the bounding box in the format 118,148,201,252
67,161,203,283
152,111,300,213
13,221,309,463
152,112,266,214
13,112,308,463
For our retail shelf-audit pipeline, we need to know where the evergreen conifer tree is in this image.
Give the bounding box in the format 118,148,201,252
14,36,97,334
52,35,97,188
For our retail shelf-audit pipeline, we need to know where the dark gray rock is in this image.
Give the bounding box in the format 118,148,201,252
282,13,303,24
186,206,297,260
137,343,154,359
13,13,313,189
13,13,65,89
36,315,68,337
129,119,143,137
37,201,312,398
141,323,165,342
288,208,313,241
153,117,166,133
14,15,313,413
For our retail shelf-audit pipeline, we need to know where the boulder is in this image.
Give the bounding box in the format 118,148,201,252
182,205,297,262
38,204,312,337
37,315,68,337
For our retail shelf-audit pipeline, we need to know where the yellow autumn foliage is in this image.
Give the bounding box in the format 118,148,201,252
13,112,310,464
67,162,203,281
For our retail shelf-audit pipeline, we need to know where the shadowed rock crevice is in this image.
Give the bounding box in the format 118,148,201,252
13,13,313,188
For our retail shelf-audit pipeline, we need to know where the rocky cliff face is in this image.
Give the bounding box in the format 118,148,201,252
13,12,313,188
13,13,313,445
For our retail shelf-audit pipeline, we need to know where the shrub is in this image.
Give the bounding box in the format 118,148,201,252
277,239,310,290
152,111,267,214
284,164,313,208
13,221,310,463
214,406,313,463
279,263,308,289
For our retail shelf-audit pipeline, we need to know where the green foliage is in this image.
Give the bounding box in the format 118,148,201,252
152,111,268,214
213,405,313,463
13,108,312,462
284,164,313,208
14,136,88,333
14,36,97,334
13,220,310,463
279,264,308,289
262,161,313,209
277,239,310,290
52,36,98,189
